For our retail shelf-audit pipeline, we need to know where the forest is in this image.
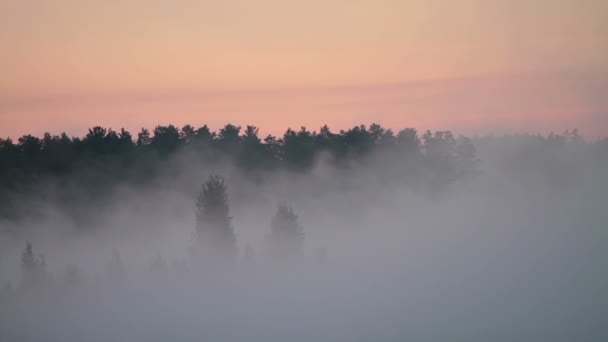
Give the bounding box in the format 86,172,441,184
0,123,480,222
0,124,607,341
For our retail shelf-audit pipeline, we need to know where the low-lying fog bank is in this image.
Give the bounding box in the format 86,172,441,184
0,127,606,341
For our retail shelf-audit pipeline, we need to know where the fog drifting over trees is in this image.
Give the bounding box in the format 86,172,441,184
0,124,606,341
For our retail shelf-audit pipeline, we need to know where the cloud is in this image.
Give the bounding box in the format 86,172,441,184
0,70,607,138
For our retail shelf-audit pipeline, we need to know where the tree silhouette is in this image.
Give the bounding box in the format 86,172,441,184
195,175,236,263
194,125,215,144
137,128,151,146
180,124,196,143
20,241,47,290
422,130,478,196
239,125,275,172
151,125,180,153
282,127,316,170
267,203,304,259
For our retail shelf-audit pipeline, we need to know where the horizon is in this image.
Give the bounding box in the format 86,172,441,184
2,69,607,139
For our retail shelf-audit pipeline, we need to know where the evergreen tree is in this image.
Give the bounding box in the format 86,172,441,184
282,127,316,170
20,241,47,290
195,175,236,263
137,128,151,146
151,125,180,153
267,203,304,259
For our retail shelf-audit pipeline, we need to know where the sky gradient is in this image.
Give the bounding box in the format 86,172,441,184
1,0,607,138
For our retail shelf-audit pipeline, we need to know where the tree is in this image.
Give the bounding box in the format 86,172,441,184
267,203,304,259
194,125,214,144
342,125,374,157
137,128,151,146
315,125,337,153
281,127,316,170
421,130,478,196
397,128,420,151
263,134,281,168
83,126,108,154
118,128,134,147
239,125,272,171
217,124,242,156
151,125,180,152
18,135,43,157
180,124,196,143
218,124,241,145
20,241,47,290
195,175,236,263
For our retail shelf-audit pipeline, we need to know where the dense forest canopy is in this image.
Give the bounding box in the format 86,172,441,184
0,123,605,230
0,123,483,224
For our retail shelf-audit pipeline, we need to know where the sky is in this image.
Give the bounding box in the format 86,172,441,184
1,0,607,138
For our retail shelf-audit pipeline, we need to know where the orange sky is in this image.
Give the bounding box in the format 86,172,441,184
1,0,607,138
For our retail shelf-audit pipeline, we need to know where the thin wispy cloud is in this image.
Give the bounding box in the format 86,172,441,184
1,70,606,138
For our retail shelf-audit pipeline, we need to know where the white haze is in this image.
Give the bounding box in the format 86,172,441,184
0,137,607,341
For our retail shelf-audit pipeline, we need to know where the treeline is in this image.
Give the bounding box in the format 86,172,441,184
0,123,478,222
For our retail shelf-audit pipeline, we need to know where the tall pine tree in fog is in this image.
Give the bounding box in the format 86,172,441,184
20,241,47,290
195,175,236,263
267,203,304,259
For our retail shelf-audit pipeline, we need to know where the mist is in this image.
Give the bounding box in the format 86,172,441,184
0,125,606,341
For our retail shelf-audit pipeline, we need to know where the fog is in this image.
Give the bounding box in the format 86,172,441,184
0,129,607,341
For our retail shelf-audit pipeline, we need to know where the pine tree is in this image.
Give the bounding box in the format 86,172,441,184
20,241,47,290
267,203,304,259
195,175,236,263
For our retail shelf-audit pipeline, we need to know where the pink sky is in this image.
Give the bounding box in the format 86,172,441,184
1,0,607,138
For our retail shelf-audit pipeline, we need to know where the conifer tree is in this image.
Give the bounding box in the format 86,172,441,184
267,203,304,259
195,175,236,263
20,241,47,290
